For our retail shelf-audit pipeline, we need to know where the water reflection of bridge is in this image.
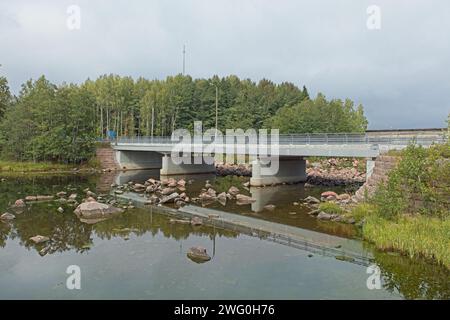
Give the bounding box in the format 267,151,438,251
101,170,319,213
117,189,374,268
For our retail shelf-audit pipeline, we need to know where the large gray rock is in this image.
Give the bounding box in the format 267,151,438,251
159,192,180,204
228,186,240,196
74,201,124,220
304,196,320,204
217,192,227,206
187,246,211,263
317,212,332,220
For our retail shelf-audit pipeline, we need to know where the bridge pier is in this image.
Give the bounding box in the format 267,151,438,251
250,157,306,187
160,154,216,176
116,150,163,170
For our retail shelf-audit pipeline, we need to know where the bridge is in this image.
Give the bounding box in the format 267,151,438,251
111,132,446,186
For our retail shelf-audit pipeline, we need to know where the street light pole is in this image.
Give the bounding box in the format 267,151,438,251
215,85,218,138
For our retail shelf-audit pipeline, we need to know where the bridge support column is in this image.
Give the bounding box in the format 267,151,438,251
160,154,216,176
366,158,376,179
250,156,306,187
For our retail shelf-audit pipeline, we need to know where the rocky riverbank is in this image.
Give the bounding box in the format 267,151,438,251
215,158,366,187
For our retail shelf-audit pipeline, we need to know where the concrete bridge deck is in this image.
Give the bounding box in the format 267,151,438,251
110,133,446,186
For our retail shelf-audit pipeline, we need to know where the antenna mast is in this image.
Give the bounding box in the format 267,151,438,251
182,45,186,75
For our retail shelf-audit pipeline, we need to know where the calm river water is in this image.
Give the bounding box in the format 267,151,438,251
0,171,448,299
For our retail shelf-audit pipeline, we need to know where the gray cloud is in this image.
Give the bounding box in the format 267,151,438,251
0,0,449,129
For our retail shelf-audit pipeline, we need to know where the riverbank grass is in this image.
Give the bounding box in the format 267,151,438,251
363,215,450,268
0,161,77,173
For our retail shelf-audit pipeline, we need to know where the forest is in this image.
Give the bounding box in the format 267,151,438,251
0,74,368,163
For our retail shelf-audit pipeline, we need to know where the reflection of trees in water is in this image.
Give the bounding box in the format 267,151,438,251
0,221,11,248
0,174,96,211
92,208,239,241
5,202,238,256
374,250,450,299
8,204,93,255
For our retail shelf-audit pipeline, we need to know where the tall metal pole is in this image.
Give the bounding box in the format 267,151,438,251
182,45,186,75
215,85,218,138
151,107,154,142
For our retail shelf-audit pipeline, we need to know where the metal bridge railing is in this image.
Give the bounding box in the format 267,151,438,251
113,133,447,146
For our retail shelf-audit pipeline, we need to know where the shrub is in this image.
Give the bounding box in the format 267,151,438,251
373,143,450,219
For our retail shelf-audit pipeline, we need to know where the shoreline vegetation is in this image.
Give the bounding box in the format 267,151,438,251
347,141,450,269
0,160,99,174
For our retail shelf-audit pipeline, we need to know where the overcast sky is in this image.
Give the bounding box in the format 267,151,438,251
1,0,449,129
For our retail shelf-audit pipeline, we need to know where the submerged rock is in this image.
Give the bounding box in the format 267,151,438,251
263,204,276,211
307,209,321,216
161,187,176,195
169,218,190,224
187,246,211,263
235,194,256,205
317,212,332,220
303,196,320,204
0,212,15,220
29,235,50,244
57,207,64,213
191,216,203,226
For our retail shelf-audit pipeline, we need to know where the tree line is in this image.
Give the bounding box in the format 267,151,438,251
0,74,368,163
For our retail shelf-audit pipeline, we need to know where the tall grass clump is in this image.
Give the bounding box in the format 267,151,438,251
363,215,450,268
318,202,344,214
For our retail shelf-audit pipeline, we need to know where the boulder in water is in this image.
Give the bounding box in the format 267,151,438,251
74,201,124,221
187,246,211,263
235,194,256,205
0,212,15,220
29,235,50,244
228,186,240,196
13,199,26,208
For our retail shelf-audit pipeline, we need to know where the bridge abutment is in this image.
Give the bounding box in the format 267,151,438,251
160,154,216,176
250,157,306,187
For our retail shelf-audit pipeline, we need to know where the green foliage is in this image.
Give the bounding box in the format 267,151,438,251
373,143,450,219
363,215,450,268
265,93,368,133
0,76,96,163
82,74,311,137
0,73,366,164
318,202,344,214
348,203,377,221
0,160,74,172
0,76,12,120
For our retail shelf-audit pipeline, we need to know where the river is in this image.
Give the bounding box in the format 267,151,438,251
0,171,448,299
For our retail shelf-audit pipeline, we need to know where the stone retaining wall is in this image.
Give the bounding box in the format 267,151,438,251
354,155,400,202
